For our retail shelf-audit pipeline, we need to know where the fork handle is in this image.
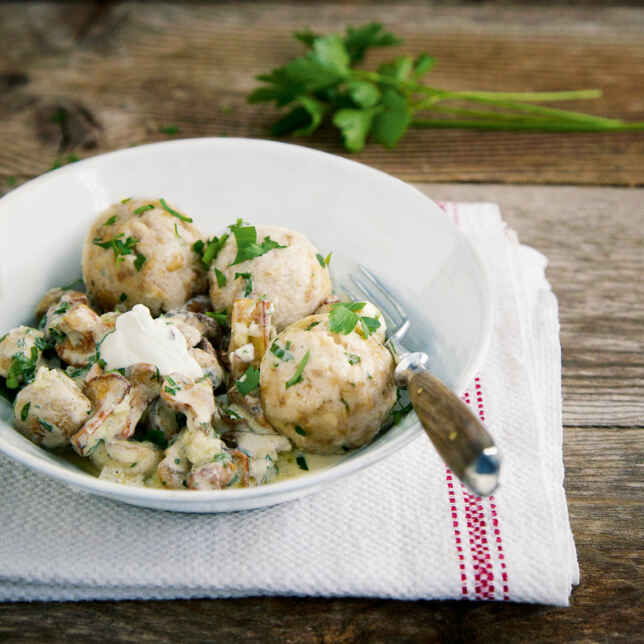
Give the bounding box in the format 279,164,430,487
408,370,500,496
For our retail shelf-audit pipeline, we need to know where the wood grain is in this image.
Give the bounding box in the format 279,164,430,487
1,2,644,188
1,3,643,643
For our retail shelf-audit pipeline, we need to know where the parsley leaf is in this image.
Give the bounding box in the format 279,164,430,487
295,425,307,436
160,198,193,223
270,341,294,362
6,347,39,389
234,272,253,297
104,215,118,226
93,234,140,264
328,301,365,334
229,220,287,266
235,365,260,395
20,402,30,422
372,88,411,148
206,310,229,327
214,267,227,288
343,22,401,63
305,321,320,331
296,454,309,471
346,353,361,365
134,252,146,271
316,253,326,268
133,204,154,215
332,108,378,152
193,234,229,268
359,316,381,338
285,350,310,389
119,293,127,302
38,418,54,432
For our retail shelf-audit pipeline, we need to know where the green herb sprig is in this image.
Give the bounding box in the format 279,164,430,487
249,22,644,151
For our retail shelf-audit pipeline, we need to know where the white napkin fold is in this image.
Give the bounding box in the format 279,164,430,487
0,203,578,605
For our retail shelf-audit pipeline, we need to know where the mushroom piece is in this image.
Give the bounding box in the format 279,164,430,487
187,449,250,490
142,397,181,443
0,326,45,384
97,439,162,486
162,309,219,347
13,367,92,449
233,431,291,486
55,303,103,366
228,299,274,379
190,338,225,389
157,423,225,489
159,373,217,431
122,363,162,437
37,289,88,321
71,373,132,456
226,386,275,434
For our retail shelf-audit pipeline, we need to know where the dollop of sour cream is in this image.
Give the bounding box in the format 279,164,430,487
100,304,202,379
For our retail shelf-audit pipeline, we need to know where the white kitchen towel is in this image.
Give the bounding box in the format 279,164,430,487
0,203,579,605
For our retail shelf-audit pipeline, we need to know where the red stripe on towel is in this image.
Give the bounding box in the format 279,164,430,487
445,468,468,597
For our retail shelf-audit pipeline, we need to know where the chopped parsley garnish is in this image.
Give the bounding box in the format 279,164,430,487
192,234,229,268
121,197,131,204
214,267,227,288
328,301,381,338
93,233,140,264
164,385,178,396
391,387,413,425
295,425,307,436
133,204,154,215
160,198,193,223
305,320,320,331
53,302,70,316
205,310,229,327
234,272,253,297
20,402,30,422
119,293,127,302
6,347,39,389
104,215,118,226
38,418,54,432
296,454,309,471
134,252,147,271
340,397,350,411
0,333,8,344
48,328,66,346
174,223,181,238
270,341,294,362
159,125,180,135
285,350,310,389
228,219,287,266
346,353,361,365
316,253,326,268
222,407,243,420
324,252,332,265
153,367,161,382
359,316,380,337
235,365,260,395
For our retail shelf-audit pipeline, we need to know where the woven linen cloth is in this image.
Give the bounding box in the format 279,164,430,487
0,202,579,604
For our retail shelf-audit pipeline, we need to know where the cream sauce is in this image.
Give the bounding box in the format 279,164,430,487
100,304,202,378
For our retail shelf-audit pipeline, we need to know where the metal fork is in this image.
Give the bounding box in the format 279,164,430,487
342,265,501,497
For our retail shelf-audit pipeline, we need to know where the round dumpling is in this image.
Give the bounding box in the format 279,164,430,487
82,198,208,315
259,314,396,454
209,225,331,330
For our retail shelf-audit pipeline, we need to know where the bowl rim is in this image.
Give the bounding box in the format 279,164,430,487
0,137,493,505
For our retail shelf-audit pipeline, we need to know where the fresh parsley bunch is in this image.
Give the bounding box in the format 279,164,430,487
249,22,644,152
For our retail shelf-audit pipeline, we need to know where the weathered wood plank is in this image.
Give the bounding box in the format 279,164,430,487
1,2,643,187
416,184,644,427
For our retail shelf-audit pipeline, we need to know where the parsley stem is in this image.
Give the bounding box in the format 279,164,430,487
411,118,644,132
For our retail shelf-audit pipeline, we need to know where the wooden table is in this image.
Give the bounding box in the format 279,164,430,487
0,3,642,642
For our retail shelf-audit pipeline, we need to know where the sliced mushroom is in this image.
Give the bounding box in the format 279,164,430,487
55,303,102,366
163,310,219,347
65,361,104,388
13,367,92,449
71,373,132,456
0,326,45,380
37,289,88,321
143,397,181,442
187,449,249,490
227,387,274,433
228,299,274,378
183,295,212,315
105,439,161,475
156,423,224,489
122,363,162,437
190,338,225,389
160,373,217,430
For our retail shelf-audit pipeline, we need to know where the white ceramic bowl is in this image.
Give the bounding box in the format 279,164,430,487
0,138,492,512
